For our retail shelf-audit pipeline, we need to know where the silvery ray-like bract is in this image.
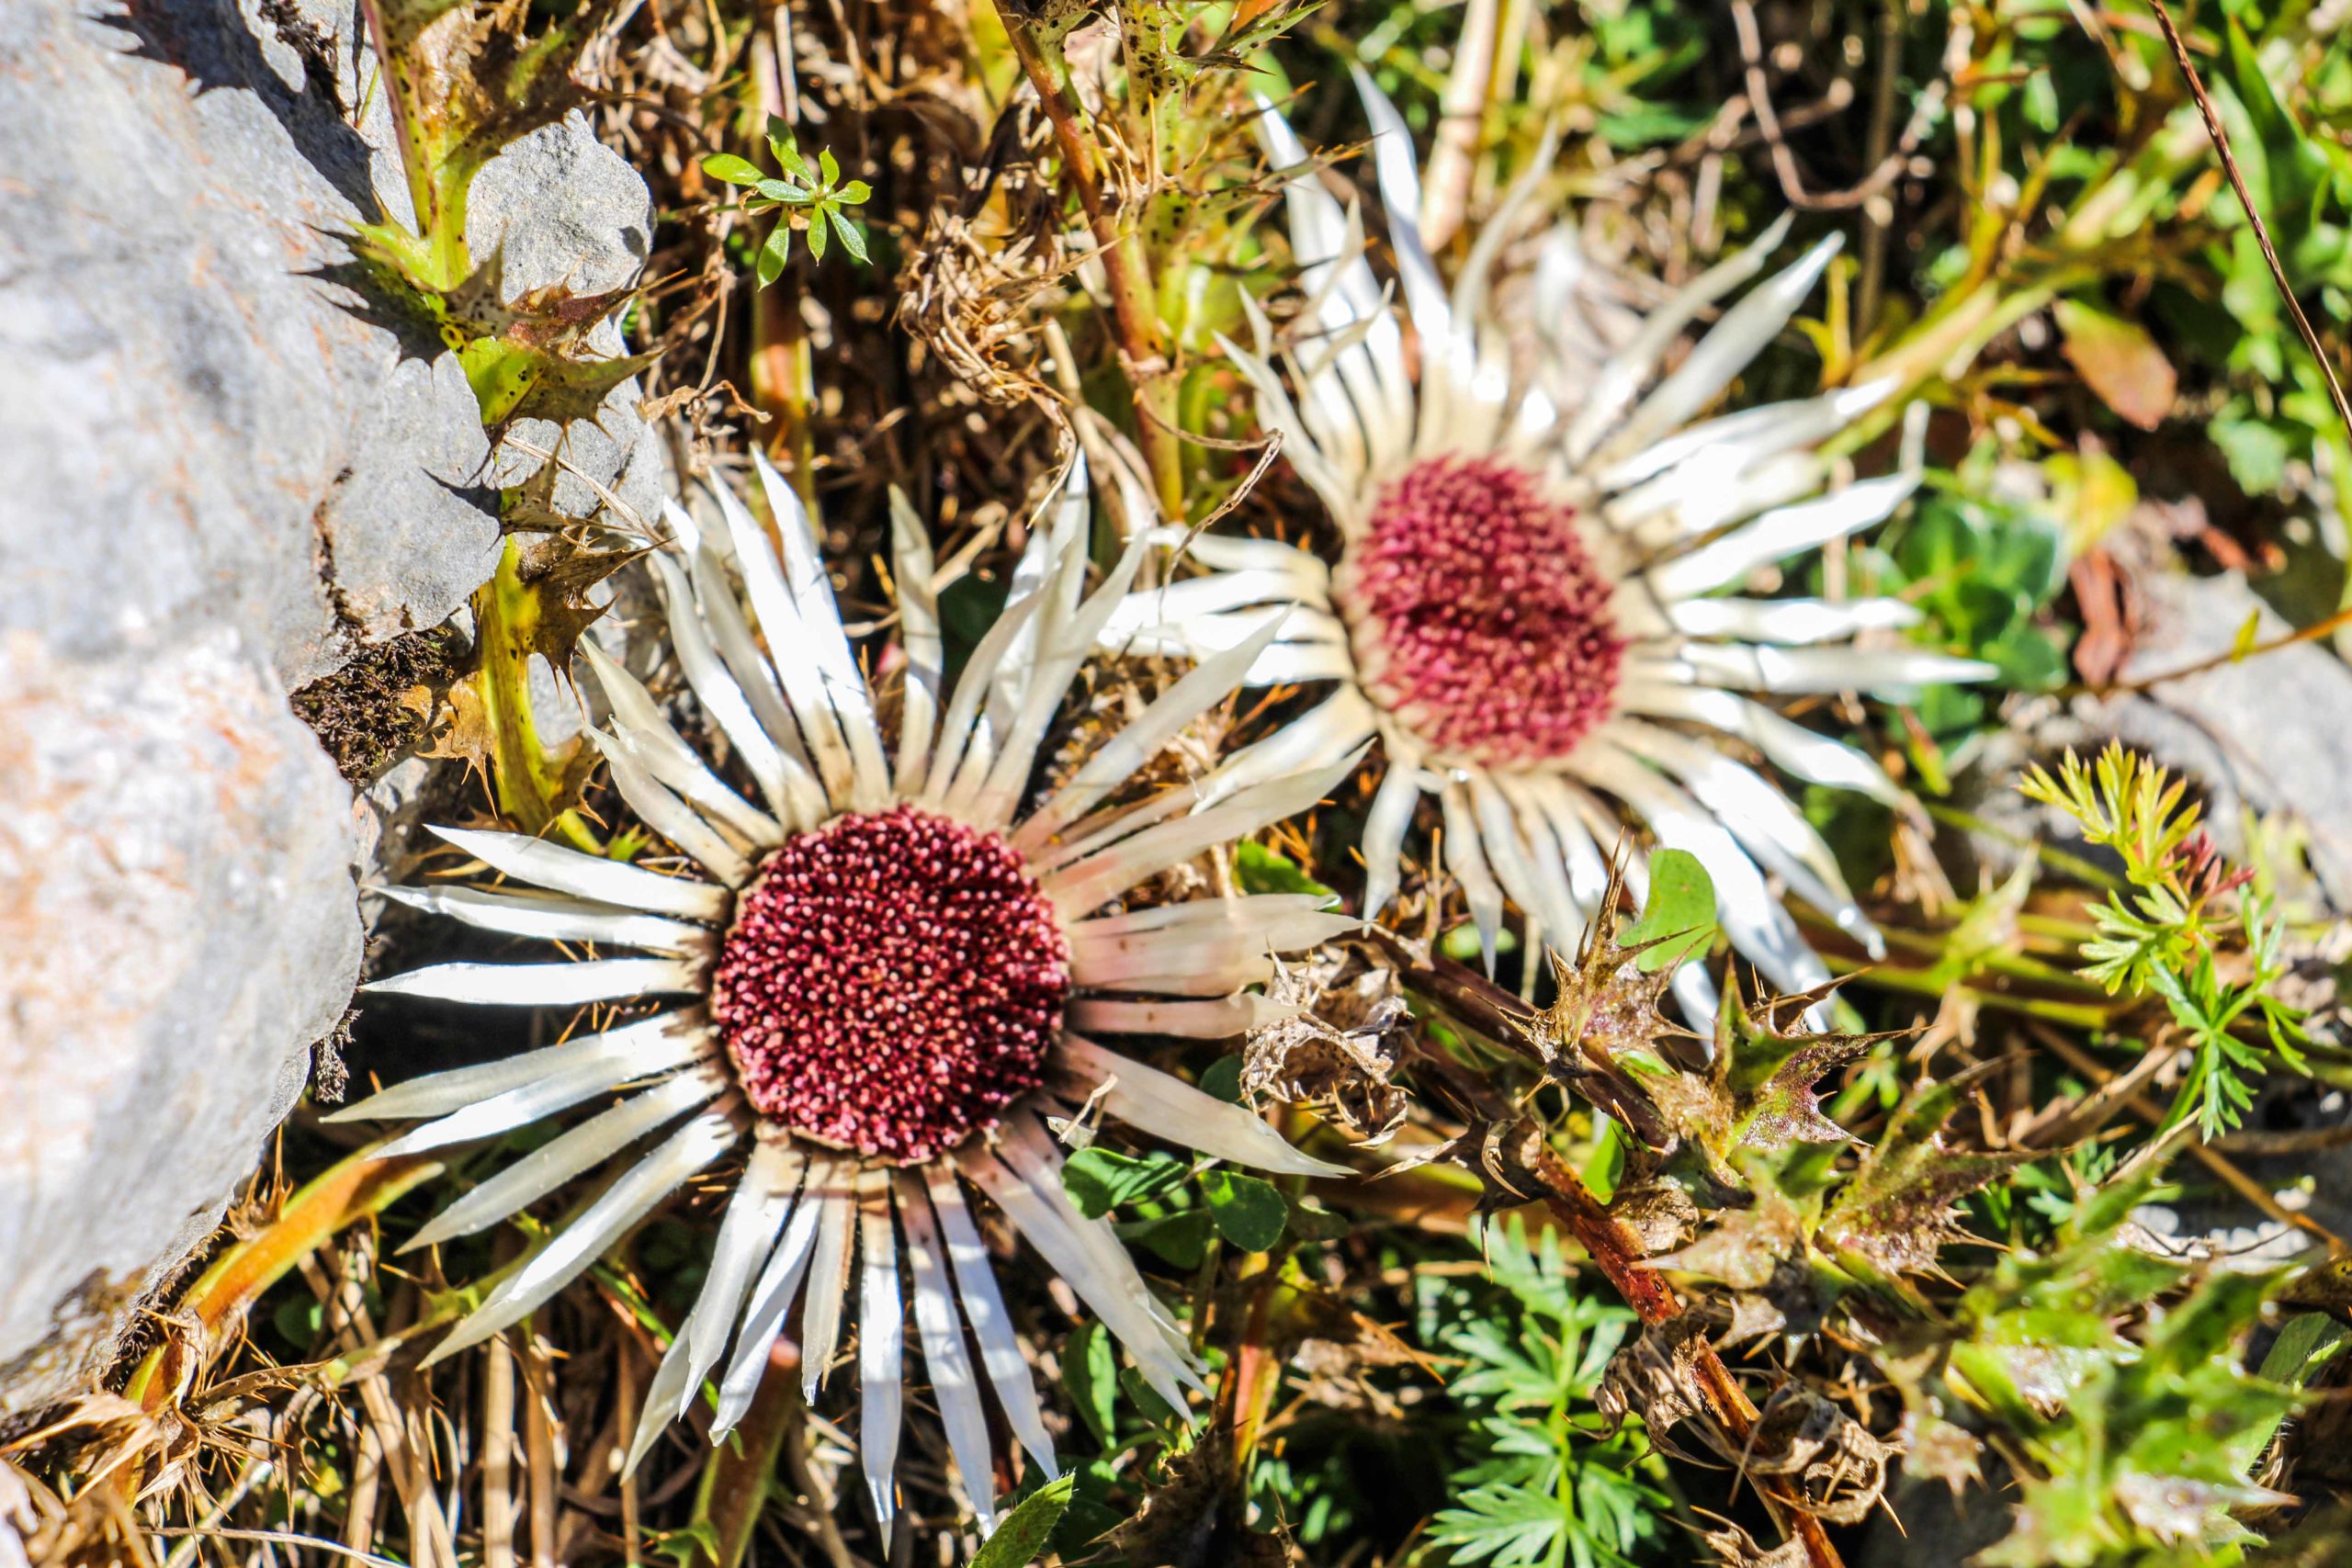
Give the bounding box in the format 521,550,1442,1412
1109,73,1994,1019
337,451,1354,1532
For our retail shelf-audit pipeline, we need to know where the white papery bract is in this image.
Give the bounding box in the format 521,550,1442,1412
341,452,1352,1534
1110,76,1991,1017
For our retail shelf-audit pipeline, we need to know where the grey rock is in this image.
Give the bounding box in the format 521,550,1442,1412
467,116,652,304
2072,570,2352,908
317,354,499,643
0,0,498,686
0,0,654,1411
491,390,669,532
0,626,361,1416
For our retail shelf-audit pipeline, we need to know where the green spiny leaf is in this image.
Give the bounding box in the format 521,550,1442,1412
1818,1060,2030,1278
971,1474,1078,1568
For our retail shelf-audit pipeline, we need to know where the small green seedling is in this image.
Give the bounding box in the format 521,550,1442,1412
701,118,872,285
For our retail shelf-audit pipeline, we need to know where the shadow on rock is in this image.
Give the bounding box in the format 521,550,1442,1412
91,0,377,214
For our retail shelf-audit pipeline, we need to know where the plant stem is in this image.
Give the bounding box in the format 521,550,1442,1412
1921,801,2130,891
475,538,602,852
122,1146,444,1411
1521,1150,1847,1568
2031,1024,2345,1249
989,0,1184,518
691,1358,799,1568
2143,0,2352,444
1815,954,2117,1030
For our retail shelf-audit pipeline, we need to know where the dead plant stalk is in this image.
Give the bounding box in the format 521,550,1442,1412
989,0,1185,518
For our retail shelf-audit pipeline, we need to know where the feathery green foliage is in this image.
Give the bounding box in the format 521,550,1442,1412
1427,1219,1668,1568
2021,745,2310,1137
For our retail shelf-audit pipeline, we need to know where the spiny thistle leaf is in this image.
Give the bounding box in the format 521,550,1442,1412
1652,1185,1807,1292
436,250,656,429
1699,1517,1812,1568
1628,980,1886,1186
1715,983,1887,1147
1521,883,1682,1078
1817,1060,2030,1279
358,0,616,288
1518,852,1692,1152
478,342,662,428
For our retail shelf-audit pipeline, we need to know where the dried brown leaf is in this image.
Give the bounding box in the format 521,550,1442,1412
1655,1188,1807,1292
1610,1179,1702,1258
1896,1404,1985,1496
1597,1313,1720,1461
2053,299,2177,432
1244,947,1411,1145
1698,1517,1812,1568
1742,1388,1894,1526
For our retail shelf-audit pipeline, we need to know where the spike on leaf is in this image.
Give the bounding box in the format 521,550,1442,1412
1818,1061,2030,1279
1518,852,1688,1150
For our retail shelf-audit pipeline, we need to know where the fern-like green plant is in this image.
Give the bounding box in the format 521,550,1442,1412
1424,1219,1668,1568
2020,745,2308,1137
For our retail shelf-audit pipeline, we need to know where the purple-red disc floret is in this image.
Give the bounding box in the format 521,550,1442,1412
1340,455,1625,766
709,805,1070,1165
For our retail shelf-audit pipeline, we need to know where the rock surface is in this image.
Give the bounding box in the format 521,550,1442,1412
2073,570,2352,908
0,0,651,1413
471,116,669,529
0,0,499,685
1947,567,2352,912
0,630,360,1409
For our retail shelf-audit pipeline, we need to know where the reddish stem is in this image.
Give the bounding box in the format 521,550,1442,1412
988,0,1184,516
1386,944,1849,1568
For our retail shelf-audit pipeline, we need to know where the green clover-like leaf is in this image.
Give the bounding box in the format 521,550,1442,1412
768,132,813,183
827,208,869,264
1200,1169,1288,1251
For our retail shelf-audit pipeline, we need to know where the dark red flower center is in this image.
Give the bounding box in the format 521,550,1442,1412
708,806,1070,1165
1335,455,1624,767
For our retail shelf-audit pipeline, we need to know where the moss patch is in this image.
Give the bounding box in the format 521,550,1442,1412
290,626,466,786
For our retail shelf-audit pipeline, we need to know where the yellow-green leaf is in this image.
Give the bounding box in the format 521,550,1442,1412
2053,299,2177,432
